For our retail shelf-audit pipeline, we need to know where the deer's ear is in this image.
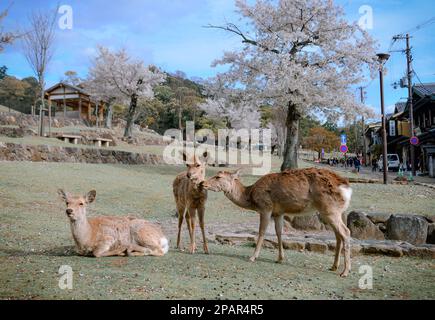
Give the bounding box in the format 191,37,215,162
85,190,97,204
57,189,69,202
231,168,242,179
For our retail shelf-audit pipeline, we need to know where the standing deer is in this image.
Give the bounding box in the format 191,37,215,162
173,151,209,254
58,189,169,257
203,168,353,277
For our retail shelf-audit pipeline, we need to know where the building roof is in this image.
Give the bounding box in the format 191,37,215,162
394,102,407,113
414,83,435,98
45,82,91,96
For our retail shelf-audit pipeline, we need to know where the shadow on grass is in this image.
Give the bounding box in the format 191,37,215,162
0,245,77,257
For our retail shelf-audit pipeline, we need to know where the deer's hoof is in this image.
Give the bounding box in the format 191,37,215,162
340,271,349,278
249,256,256,263
330,266,338,271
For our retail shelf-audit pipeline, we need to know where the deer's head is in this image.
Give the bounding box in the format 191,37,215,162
183,151,209,184
58,189,96,221
203,169,241,192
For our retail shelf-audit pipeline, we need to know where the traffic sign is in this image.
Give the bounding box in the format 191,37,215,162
340,145,348,153
410,136,419,145
340,134,347,145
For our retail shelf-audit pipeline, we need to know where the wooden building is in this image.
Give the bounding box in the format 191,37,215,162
44,83,106,126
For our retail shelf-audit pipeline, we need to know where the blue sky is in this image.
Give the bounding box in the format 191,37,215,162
1,0,435,118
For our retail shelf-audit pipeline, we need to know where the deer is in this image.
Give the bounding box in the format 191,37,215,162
173,151,209,254
203,167,353,277
57,189,169,258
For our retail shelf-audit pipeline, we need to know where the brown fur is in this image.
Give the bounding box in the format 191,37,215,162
172,151,209,254
203,168,353,277
58,189,169,258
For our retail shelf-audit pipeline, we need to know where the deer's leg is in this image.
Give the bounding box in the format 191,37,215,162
274,215,285,263
197,206,209,254
176,206,185,250
338,219,351,277
323,213,351,277
93,241,124,258
187,207,197,254
250,211,272,262
325,219,342,271
128,244,162,257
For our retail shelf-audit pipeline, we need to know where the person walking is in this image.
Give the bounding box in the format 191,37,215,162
372,158,378,172
354,157,361,173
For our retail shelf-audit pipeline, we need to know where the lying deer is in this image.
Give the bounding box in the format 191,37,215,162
58,189,169,257
203,168,353,277
173,151,209,254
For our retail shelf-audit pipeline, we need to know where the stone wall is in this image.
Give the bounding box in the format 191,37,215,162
0,112,84,128
0,142,164,165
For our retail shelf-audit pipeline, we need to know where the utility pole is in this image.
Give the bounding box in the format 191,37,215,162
377,53,390,185
406,34,416,176
392,33,416,176
359,86,367,166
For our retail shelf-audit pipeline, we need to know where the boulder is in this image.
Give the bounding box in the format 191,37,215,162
427,223,435,244
347,211,385,240
366,212,392,224
282,240,305,251
285,214,324,231
306,240,328,253
386,214,428,245
362,243,403,257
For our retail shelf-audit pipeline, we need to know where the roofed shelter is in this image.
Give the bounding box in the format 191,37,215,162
44,82,106,127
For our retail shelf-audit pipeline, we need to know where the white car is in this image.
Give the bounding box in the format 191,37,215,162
378,154,401,172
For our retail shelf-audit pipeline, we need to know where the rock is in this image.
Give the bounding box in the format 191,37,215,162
405,246,435,259
427,223,435,244
347,211,385,240
286,214,324,231
386,214,428,245
366,213,392,224
282,240,305,251
306,241,328,253
362,244,403,257
215,233,256,245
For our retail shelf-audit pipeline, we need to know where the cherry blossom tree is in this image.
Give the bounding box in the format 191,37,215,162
87,46,166,137
207,0,378,170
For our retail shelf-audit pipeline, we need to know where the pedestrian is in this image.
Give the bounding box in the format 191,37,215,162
372,158,377,172
354,157,361,173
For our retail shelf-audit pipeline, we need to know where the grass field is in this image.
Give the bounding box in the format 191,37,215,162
1,161,434,300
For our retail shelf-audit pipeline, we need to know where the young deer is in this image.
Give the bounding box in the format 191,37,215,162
173,151,209,254
203,168,353,277
58,189,169,258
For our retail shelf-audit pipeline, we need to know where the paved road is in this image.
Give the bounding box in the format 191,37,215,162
313,161,435,185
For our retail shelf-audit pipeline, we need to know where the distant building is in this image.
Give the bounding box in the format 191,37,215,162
364,122,382,164
44,82,107,126
384,83,435,177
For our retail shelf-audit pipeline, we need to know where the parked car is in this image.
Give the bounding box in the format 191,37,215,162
378,154,401,172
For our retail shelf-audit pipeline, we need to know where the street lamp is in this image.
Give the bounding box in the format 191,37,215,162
377,53,390,185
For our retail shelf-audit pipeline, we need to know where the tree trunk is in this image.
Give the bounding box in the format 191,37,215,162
280,102,301,171
124,94,138,138
178,105,182,130
39,84,45,137
105,102,113,129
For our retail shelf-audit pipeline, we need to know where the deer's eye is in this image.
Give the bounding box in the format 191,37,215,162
196,164,200,168
79,203,84,206
66,202,70,206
